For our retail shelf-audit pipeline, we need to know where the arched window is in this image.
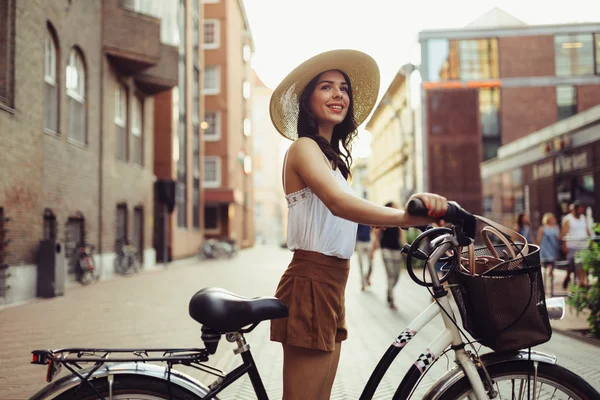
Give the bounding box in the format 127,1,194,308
45,25,59,133
66,48,86,143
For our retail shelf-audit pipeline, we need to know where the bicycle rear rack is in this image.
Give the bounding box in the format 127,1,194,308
31,347,223,398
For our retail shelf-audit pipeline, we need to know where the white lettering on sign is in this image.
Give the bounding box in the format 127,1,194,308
555,152,588,174
533,161,553,180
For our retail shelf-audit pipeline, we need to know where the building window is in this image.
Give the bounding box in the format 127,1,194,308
202,0,219,3
424,38,498,82
193,178,200,229
203,112,220,141
243,80,251,99
557,85,577,121
131,96,143,165
116,203,128,249
595,33,600,75
193,66,200,124
115,85,127,161
203,66,220,95
203,19,220,49
204,205,219,231
480,88,501,161
66,49,87,143
243,118,252,136
555,34,595,76
0,0,15,108
204,157,221,188
45,26,59,133
243,44,251,63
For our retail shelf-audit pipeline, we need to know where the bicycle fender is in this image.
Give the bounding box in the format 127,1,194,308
421,349,557,400
28,362,212,400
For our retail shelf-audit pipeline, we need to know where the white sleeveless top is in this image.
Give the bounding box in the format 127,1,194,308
564,213,589,249
284,151,358,260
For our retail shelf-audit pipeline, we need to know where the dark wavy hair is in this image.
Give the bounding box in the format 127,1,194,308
297,70,358,180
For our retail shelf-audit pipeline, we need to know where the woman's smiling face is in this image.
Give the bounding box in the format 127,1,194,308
308,70,350,127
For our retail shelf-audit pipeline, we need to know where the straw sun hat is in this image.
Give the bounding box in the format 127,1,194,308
269,49,380,140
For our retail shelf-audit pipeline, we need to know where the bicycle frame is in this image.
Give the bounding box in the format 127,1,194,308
199,241,489,400
358,241,488,399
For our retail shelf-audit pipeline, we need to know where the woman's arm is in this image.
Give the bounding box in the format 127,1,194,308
289,138,446,227
536,226,544,245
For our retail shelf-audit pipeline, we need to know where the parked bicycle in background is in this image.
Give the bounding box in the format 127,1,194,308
75,242,98,285
113,237,140,276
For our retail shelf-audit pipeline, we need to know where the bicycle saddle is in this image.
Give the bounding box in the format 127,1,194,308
189,287,288,333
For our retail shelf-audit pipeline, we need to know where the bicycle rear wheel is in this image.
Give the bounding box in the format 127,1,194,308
438,360,600,399
53,375,215,399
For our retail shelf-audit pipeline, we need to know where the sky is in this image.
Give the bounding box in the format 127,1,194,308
243,0,600,157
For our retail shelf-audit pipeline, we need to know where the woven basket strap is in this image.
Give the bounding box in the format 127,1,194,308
481,226,517,259
475,215,529,257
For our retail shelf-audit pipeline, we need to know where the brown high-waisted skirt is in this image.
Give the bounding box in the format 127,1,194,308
270,250,350,352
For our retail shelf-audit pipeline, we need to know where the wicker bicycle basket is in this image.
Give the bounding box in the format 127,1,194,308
449,243,552,352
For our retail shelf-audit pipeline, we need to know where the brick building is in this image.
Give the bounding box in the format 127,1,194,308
152,0,205,261
202,0,255,248
0,0,178,306
365,65,418,208
413,9,600,215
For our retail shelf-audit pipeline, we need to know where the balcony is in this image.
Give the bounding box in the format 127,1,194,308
135,44,179,95
103,0,161,75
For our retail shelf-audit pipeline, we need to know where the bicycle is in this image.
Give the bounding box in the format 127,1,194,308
113,238,140,276
29,201,600,399
75,242,99,286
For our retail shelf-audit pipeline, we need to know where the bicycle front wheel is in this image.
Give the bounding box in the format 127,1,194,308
438,360,600,399
54,375,214,399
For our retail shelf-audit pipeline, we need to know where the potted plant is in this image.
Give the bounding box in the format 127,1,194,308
568,223,600,338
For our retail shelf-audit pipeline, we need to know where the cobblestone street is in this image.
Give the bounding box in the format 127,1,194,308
1,245,599,399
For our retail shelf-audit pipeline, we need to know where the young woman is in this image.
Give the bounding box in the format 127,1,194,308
268,50,448,400
537,212,561,294
370,202,405,310
517,213,534,244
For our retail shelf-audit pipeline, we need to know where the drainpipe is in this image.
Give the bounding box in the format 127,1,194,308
98,7,104,273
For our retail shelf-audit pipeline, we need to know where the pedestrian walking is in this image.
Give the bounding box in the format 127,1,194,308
370,202,405,310
561,200,591,287
516,213,534,244
536,212,561,295
355,223,373,290
267,49,448,400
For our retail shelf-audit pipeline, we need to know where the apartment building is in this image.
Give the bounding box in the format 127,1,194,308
365,65,418,208
252,72,287,245
415,8,600,216
202,0,255,248
0,0,178,305
153,0,205,261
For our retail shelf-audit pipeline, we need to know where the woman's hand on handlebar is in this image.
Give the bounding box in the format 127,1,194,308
401,193,448,227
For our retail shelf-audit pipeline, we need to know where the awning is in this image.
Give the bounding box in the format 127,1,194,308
204,188,242,204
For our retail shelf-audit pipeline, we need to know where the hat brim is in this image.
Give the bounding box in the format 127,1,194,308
270,49,380,140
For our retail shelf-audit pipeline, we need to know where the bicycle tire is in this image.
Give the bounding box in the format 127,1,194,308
114,255,134,275
437,360,600,399
79,268,94,286
53,374,215,399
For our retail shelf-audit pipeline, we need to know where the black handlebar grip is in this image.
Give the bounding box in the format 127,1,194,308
406,199,469,226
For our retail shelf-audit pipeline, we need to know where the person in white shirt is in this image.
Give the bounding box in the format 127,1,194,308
561,200,591,287
268,50,448,400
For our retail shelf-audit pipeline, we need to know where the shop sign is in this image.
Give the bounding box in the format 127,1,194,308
555,151,588,175
532,160,553,180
